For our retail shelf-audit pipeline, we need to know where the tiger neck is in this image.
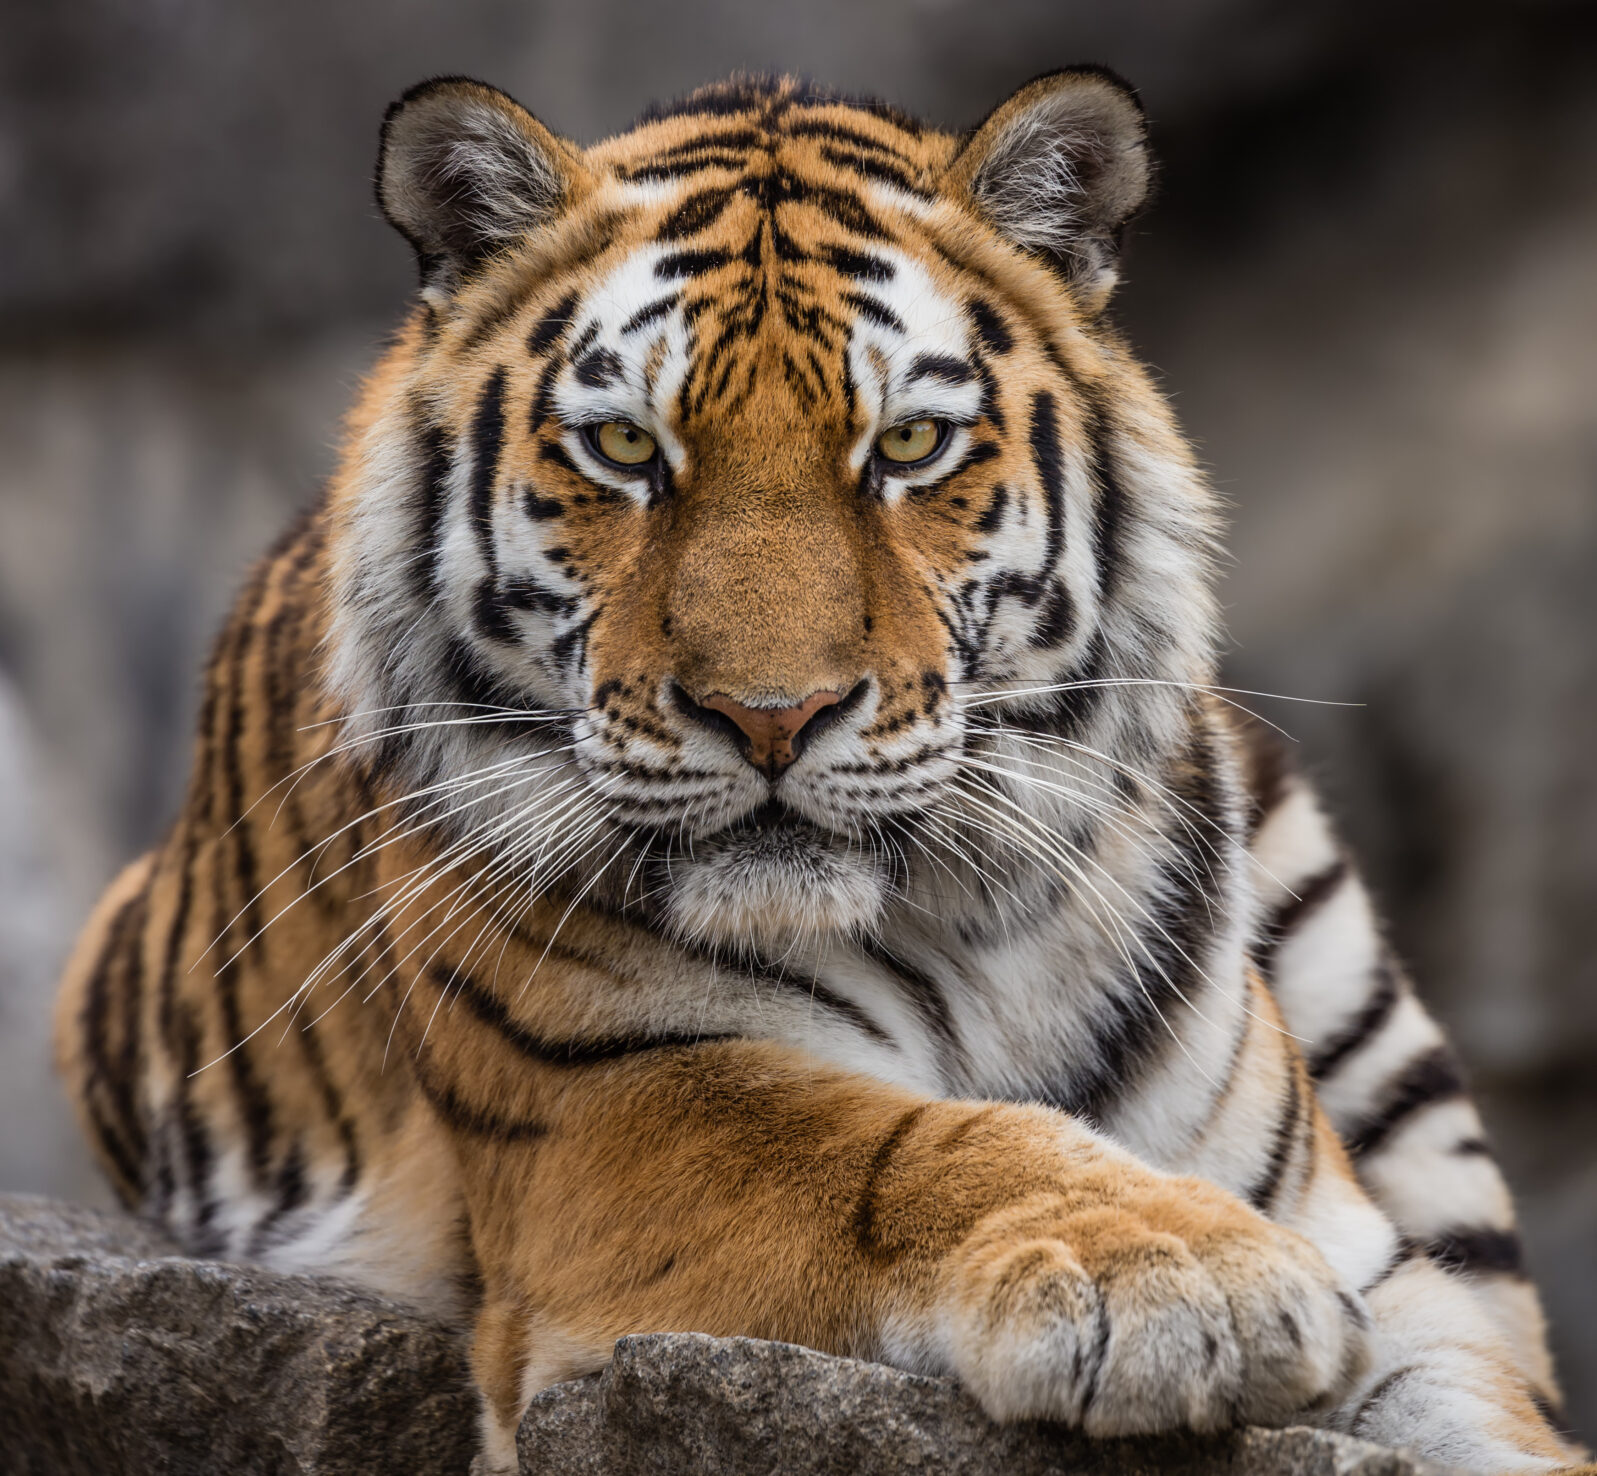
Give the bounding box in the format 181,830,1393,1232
833,698,1258,1158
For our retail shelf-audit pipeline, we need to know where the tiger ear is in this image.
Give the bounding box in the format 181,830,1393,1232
947,68,1151,312
377,77,589,293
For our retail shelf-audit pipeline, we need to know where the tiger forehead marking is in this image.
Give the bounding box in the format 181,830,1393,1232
434,119,1099,706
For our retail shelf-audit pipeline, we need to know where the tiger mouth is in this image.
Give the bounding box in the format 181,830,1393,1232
724,798,814,838
705,797,842,859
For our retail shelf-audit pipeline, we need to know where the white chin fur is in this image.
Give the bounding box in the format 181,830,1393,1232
663,830,888,952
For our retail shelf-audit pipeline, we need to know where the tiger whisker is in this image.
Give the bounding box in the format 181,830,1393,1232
955,771,1301,1045
946,776,1219,1085
200,751,564,973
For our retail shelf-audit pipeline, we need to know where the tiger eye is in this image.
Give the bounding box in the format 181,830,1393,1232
876,418,943,465
594,421,657,466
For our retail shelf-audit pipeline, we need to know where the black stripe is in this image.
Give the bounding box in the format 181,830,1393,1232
472,577,517,643
1028,578,1073,650
522,488,564,520
750,169,886,239
771,972,895,1047
82,885,152,1198
975,485,1009,533
1352,1366,1420,1439
1425,1226,1525,1278
1028,390,1066,582
84,1094,143,1205
671,937,896,1047
852,1104,930,1262
499,574,577,617
1081,392,1128,606
408,413,451,605
82,894,134,1098
817,142,931,196
1254,859,1349,980
967,298,1013,356
464,369,513,640
1037,628,1108,738
526,291,580,357
821,244,893,282
906,353,973,386
653,127,764,156
622,296,677,334
215,579,275,1189
292,1009,361,1194
410,1056,549,1144
1307,958,1401,1081
1246,1057,1303,1210
656,186,739,241
1343,1044,1467,1158
843,290,904,334
172,1000,223,1251
113,887,150,1171
549,608,598,675
469,367,508,579
573,347,623,388
858,939,965,1078
538,440,583,478
81,872,149,1202
259,547,304,817
655,248,732,281
425,962,736,1067
619,153,750,183
1040,731,1231,1120
785,117,918,160
439,636,526,724
1360,1234,1422,1294
247,1137,311,1253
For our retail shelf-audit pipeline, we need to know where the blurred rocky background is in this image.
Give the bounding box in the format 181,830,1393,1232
1,0,1593,1438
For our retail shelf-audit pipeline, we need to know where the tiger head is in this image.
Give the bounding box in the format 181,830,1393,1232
327,72,1221,953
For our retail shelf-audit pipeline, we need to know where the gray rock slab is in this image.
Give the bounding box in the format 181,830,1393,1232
1,1194,1444,1476
0,1194,477,1475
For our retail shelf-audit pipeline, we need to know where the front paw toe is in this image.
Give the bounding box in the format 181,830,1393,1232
937,1189,1371,1436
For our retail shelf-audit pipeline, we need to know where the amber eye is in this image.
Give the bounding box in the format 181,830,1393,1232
875,418,944,465
590,421,657,467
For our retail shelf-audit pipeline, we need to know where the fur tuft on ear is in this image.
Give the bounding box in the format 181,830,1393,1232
377,77,584,291
948,68,1151,310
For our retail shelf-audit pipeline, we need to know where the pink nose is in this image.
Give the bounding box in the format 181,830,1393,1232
692,689,844,777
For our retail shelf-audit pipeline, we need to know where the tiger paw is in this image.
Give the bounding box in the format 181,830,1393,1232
931,1185,1371,1435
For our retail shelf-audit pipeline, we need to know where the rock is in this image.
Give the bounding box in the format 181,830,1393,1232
514,1333,1444,1476
0,1194,478,1475
0,1194,1449,1476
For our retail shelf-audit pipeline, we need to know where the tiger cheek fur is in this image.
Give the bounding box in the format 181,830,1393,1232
54,70,1579,1475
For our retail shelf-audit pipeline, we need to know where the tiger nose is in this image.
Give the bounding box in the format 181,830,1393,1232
678,687,845,778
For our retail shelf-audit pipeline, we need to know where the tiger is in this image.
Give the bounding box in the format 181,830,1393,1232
54,69,1583,1474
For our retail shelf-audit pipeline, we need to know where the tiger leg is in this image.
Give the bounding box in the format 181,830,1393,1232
1247,753,1564,1418
1220,976,1575,1471
54,851,159,1207
447,1040,1370,1473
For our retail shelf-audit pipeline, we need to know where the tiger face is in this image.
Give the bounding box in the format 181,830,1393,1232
329,73,1219,953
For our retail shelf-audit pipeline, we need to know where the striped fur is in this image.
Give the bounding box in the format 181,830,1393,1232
55,72,1578,1471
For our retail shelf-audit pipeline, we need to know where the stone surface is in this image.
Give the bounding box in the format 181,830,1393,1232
516,1333,1443,1476
1,1194,1446,1476
0,1195,477,1476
